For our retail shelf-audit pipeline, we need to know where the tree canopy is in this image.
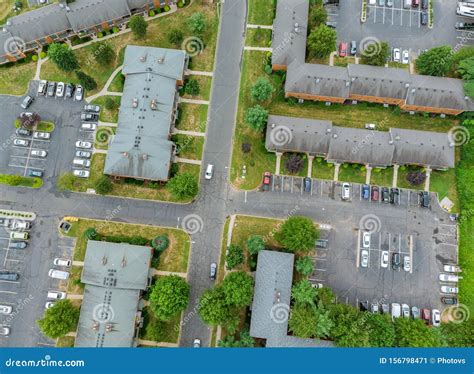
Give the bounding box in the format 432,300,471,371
394,317,443,347
48,43,78,72
415,46,454,77
295,256,314,276
222,271,254,307
291,280,317,306
149,275,190,321
198,287,237,328
90,42,116,65
251,77,275,102
247,235,265,256
187,12,206,35
275,216,318,253
245,105,269,131
167,173,198,199
307,25,337,59
129,15,148,38
457,56,474,80
360,41,390,66
218,330,255,347
288,304,333,339
37,300,80,339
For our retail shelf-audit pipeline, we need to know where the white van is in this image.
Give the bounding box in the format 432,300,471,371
341,183,351,200
81,123,97,131
73,158,91,168
205,164,214,180
47,290,66,300
403,0,411,9
10,232,29,240
48,269,70,280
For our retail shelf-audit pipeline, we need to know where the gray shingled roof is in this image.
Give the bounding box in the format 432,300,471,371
327,127,395,166
0,30,17,63
271,0,309,67
250,250,334,347
75,241,152,348
285,61,351,99
104,45,186,181
265,115,333,155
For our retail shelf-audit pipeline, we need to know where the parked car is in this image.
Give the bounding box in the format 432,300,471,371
81,123,97,131
65,83,75,98
441,297,458,305
303,177,312,192
0,305,12,315
402,304,410,318
210,262,217,280
47,291,66,300
411,306,420,319
325,21,337,28
420,191,430,208
441,286,458,294
392,48,401,63
381,187,390,203
390,188,400,204
10,232,28,240
45,302,55,309
371,302,379,314
0,272,19,281
48,269,70,280
360,249,369,268
421,11,428,25
421,308,430,324
0,326,10,336
361,184,370,200
33,131,51,140
56,82,65,97
193,339,201,348
73,170,90,178
403,256,411,272
381,303,389,314
455,22,474,30
338,42,348,57
37,80,47,95
9,241,27,249
362,232,371,248
262,172,272,191
391,303,401,320
205,164,214,180
392,252,401,270
31,149,47,158
47,82,56,97
402,50,409,64
412,0,419,7
13,138,29,147
439,273,459,282
76,150,92,159
403,0,411,9
16,128,31,137
378,0,385,6
75,85,84,101
81,113,99,121
341,183,351,200
421,0,428,9
432,309,441,327
381,251,389,268
53,258,71,267
443,264,461,273
371,186,379,201
365,123,376,130
73,158,91,168
20,95,34,109
369,0,376,4
75,141,92,149
350,41,357,56
359,301,369,311
84,104,100,113
316,239,328,249
386,0,393,6
10,220,31,231
28,169,43,178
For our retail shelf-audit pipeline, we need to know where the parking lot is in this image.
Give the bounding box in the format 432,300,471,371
367,1,425,28
8,132,51,177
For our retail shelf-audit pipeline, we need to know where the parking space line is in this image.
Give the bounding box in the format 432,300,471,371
290,177,294,194
356,230,361,269
0,290,17,294
382,5,385,24
0,280,19,285
315,268,326,272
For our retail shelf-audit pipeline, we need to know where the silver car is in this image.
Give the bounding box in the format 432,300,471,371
360,250,369,268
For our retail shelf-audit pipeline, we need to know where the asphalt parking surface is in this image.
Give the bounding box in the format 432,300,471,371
330,0,474,57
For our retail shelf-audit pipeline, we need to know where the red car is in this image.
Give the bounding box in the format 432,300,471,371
371,186,379,202
421,308,430,324
338,42,348,57
262,172,272,191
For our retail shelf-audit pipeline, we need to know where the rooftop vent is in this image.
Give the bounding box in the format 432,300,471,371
411,89,416,94
389,140,394,145
395,135,400,141
157,57,165,64
121,256,127,268
405,83,410,88
132,98,138,108
326,128,332,133
92,321,99,331
102,255,107,265
333,134,338,139
271,123,276,128
140,54,147,62
142,154,148,160
150,99,158,110
465,96,470,100
105,324,113,332
345,81,350,87
122,152,129,158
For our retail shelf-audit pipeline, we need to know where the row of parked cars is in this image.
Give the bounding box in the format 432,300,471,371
439,264,461,295
37,80,84,101
369,0,428,9
45,257,71,309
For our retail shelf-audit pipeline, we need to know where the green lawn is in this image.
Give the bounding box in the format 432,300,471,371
36,121,55,132
397,166,425,191
176,104,208,132
94,126,116,150
172,134,204,160
333,56,356,67
248,0,276,25
281,153,308,177
139,306,180,344
0,60,36,96
430,169,459,212
56,336,75,348
370,167,393,187
312,158,335,181
0,174,42,188
245,28,272,48
66,266,85,295
338,164,367,184
91,96,121,123
108,72,125,93
182,76,212,101
64,218,190,273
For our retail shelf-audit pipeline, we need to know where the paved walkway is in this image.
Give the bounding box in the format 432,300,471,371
244,46,272,52
72,261,84,266
246,24,273,30
180,98,210,105
149,269,187,278
424,167,431,191
174,157,202,165
67,294,84,300
93,149,108,155
34,55,48,81
98,121,118,128
392,165,399,188
172,129,206,137
137,339,178,348
334,163,340,181
329,52,336,67
86,65,123,103
186,70,213,77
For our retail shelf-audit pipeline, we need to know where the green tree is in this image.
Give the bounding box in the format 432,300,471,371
310,6,327,28
83,227,97,240
295,256,314,276
415,46,454,77
288,304,333,339
291,280,317,306
315,287,335,308
129,15,148,38
90,42,116,65
245,105,269,131
94,175,113,195
226,244,244,270
275,216,318,253
151,235,169,252
149,275,190,321
247,235,265,256
167,173,198,199
360,41,390,66
307,25,336,59
329,303,370,347
187,12,206,34
76,71,97,91
168,29,184,46
464,80,474,98
198,287,235,326
47,43,78,72
365,313,395,347
394,317,442,347
457,56,474,80
218,330,254,347
37,300,80,339
441,320,474,347
251,77,275,102
184,79,200,96
222,271,254,307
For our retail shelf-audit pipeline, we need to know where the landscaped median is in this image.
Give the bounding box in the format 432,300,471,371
0,174,42,189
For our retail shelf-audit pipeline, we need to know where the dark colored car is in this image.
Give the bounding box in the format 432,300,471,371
420,191,430,208
9,241,27,249
391,252,401,270
421,0,428,9
65,83,75,98
412,0,419,7
390,188,400,205
47,82,56,97
262,172,272,191
362,184,370,200
381,187,390,203
28,169,43,178
16,128,31,137
371,186,379,202
81,112,99,122
421,308,430,324
20,95,34,109
316,239,328,249
359,301,369,312
303,177,312,193
0,272,20,281
421,11,428,25
441,297,457,305
455,22,474,30
325,21,337,28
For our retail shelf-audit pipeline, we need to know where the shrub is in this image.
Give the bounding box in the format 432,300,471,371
32,55,38,62
245,105,268,131
285,154,304,174
226,244,244,270
152,235,169,252
94,175,113,195
406,171,426,186
241,143,251,153
168,29,184,46
164,5,171,12
39,51,46,59
251,76,275,102
149,10,155,17
184,79,200,96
